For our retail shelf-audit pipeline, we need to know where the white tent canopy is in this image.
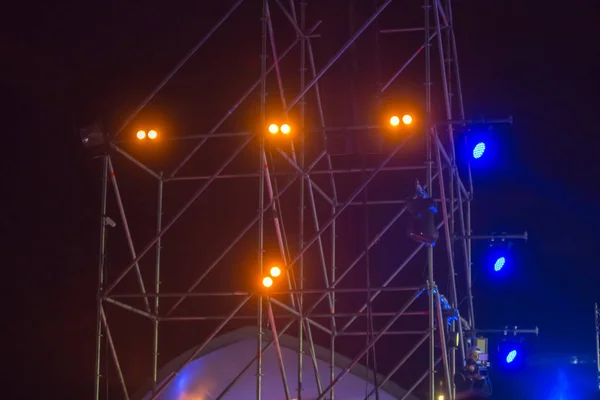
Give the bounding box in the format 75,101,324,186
134,327,420,400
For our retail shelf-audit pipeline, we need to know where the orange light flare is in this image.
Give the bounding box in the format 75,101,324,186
136,130,146,140
262,276,274,288
148,129,158,139
268,124,279,135
280,124,291,135
389,116,400,127
402,114,413,125
269,266,281,277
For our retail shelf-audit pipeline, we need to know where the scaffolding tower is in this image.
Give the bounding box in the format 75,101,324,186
91,1,483,399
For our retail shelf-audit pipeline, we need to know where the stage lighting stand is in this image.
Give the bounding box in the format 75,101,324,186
88,1,509,400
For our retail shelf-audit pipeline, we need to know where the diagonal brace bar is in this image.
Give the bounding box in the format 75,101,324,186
315,289,424,400
171,21,321,177
285,135,412,273
101,305,130,400
285,0,396,112
105,135,254,297
150,296,251,399
107,157,151,313
112,0,245,141
267,299,292,400
165,151,327,316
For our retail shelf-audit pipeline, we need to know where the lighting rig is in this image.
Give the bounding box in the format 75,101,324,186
81,2,539,400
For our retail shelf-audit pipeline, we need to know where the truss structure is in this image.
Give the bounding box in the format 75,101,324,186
92,1,482,399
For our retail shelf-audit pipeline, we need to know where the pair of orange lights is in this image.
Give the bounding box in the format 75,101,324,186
268,115,411,136
262,265,282,288
268,123,291,136
389,114,413,127
136,130,158,140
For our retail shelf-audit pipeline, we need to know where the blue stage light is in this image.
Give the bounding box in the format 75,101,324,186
498,339,526,370
472,142,486,159
494,256,506,272
506,349,517,363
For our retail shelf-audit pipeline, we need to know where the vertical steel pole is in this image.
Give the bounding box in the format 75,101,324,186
152,174,163,391
595,303,600,391
298,1,307,399
466,196,474,330
330,209,337,400
424,0,436,397
94,154,109,400
257,1,268,398
434,288,453,400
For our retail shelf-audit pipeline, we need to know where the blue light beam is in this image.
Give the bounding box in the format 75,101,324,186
472,142,486,159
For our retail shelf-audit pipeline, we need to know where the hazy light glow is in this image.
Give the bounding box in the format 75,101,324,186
280,124,291,135
402,114,413,125
268,124,279,134
136,130,146,140
389,116,400,126
148,129,158,139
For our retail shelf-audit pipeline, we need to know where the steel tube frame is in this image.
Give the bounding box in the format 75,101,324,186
111,0,245,142
152,175,163,392
424,1,437,399
101,305,130,399
164,165,426,181
93,155,108,400
93,1,479,399
266,299,292,400
315,289,424,400
257,2,268,397
364,333,430,398
150,296,252,399
104,135,254,296
107,157,151,314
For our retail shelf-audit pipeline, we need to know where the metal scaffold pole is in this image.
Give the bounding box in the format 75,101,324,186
94,154,108,400
152,174,163,392
596,303,600,391
257,1,268,398
423,0,437,398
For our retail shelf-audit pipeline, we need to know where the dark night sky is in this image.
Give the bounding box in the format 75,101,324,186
3,0,600,398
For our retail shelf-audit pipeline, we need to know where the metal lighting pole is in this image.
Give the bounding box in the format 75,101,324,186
595,303,600,391
424,0,436,398
94,154,109,400
256,1,268,398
